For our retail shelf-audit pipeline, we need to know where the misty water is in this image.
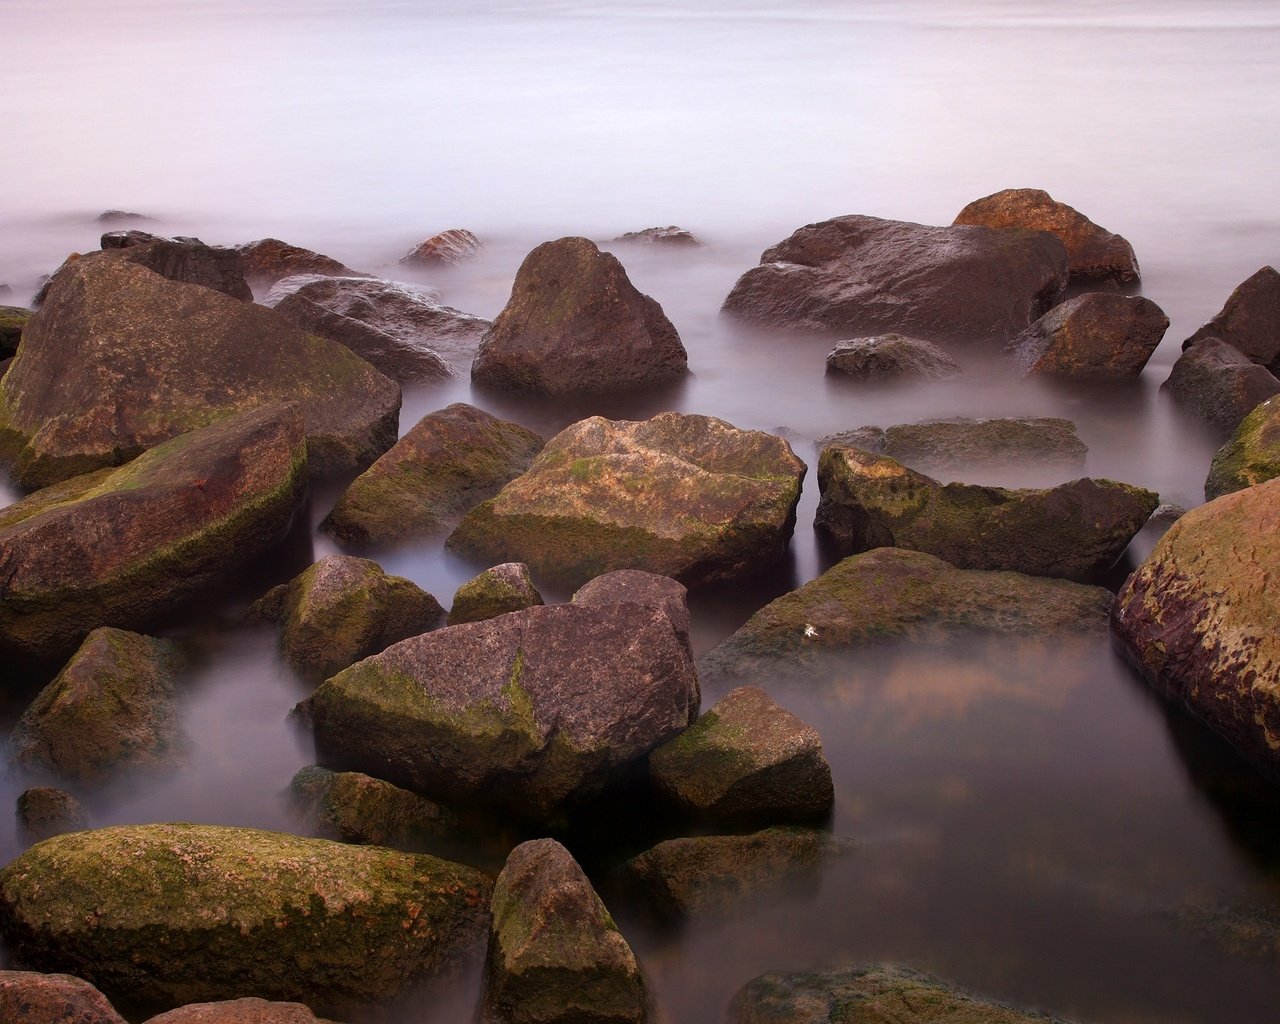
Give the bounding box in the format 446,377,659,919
3,1,1280,1021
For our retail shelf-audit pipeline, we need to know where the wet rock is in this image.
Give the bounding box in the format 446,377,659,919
649,686,833,826
613,225,703,247
953,187,1140,285
1205,395,1280,499
0,257,399,488
472,237,688,395
570,570,692,650
236,238,362,289
1008,292,1168,379
448,563,544,626
824,334,960,381
143,997,338,1024
16,788,88,842
815,447,1157,581
0,404,307,668
97,235,252,301
1161,337,1280,437
483,839,645,1024
721,214,1068,343
0,305,30,360
289,766,458,849
401,228,484,267
322,403,543,547
10,628,186,780
0,823,491,1018
0,970,126,1024
1183,266,1280,372
699,548,1112,685
448,412,806,589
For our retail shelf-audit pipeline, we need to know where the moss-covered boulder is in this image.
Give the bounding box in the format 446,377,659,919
322,403,543,547
1162,337,1280,437
1182,266,1280,373
143,997,338,1024
1205,395,1280,499
649,686,832,826
449,563,544,626
0,305,30,360
289,766,458,849
815,447,1156,581
0,970,126,1024
250,555,444,680
1007,292,1168,379
236,237,363,289
10,628,186,779
0,404,308,669
0,824,492,1018
484,839,646,1024
16,788,88,843
699,548,1112,685
0,257,399,488
824,334,960,381
448,413,806,589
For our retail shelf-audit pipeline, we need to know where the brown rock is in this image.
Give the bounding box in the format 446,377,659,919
1,305,31,360
571,570,692,650
448,563,544,626
1162,337,1280,437
0,970,126,1024
289,766,458,849
16,788,88,843
825,334,960,381
613,226,703,247
1182,266,1280,372
400,228,484,267
1008,292,1168,378
143,998,338,1024
94,235,252,302
236,238,363,289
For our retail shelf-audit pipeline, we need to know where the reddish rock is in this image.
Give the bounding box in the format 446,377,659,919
448,563,544,626
1162,337,1280,436
236,237,363,289
16,788,88,843
400,228,483,267
1008,292,1169,379
143,998,337,1023
0,970,126,1024
1182,266,1280,372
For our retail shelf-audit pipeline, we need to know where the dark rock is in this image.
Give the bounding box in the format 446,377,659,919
101,236,251,301
1161,337,1280,437
448,563,544,626
1008,292,1168,378
99,229,164,250
721,215,1068,343
0,358,11,381
824,334,960,381
143,998,338,1024
448,412,806,589
472,237,688,395
1205,395,1280,499
322,403,543,547
0,305,31,360
236,238,362,289
0,970,126,1024
613,226,703,247
97,210,151,223
815,447,1157,581
483,839,646,1024
570,570,692,651
400,229,484,267
1183,266,1280,372
1145,503,1187,543
16,788,88,843
289,766,458,849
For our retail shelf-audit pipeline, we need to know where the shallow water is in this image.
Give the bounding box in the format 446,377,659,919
3,1,1280,1021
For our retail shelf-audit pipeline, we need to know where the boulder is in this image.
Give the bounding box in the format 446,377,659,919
0,258,399,488
236,238,363,289
448,563,544,626
648,686,833,826
612,226,703,247
1205,395,1280,499
699,548,1112,685
10,628,186,780
1182,266,1280,372
1162,337,1280,437
250,555,444,681
289,766,458,849
721,215,1068,343
483,839,646,1024
953,187,1140,285
16,788,88,843
824,334,960,381
0,823,492,1017
471,237,688,395
1007,292,1168,378
0,305,30,360
322,403,543,547
143,997,337,1024
400,228,484,267
0,404,307,668
94,235,252,302
815,447,1157,581
570,570,692,650
98,210,151,223
0,970,126,1024
448,413,806,589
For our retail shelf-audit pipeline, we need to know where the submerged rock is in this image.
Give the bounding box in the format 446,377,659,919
1008,292,1168,378
143,997,338,1024
236,237,362,289
448,563,544,626
824,334,960,381
1205,395,1280,499
401,228,484,267
16,788,88,842
0,305,30,360
1162,337,1280,437
0,970,126,1024
613,225,703,247
289,766,458,849
1183,266,1280,372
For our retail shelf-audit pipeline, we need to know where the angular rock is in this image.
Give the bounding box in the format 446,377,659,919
0,404,307,668
613,226,702,247
289,766,458,849
649,686,833,826
570,570,692,651
472,237,688,395
1205,395,1280,499
250,555,443,681
0,258,399,488
815,447,1157,581
323,403,543,547
954,187,1140,285
143,997,337,1024
16,788,88,843
0,305,30,360
11,628,186,780
1008,292,1168,379
0,823,492,1017
93,235,252,301
236,238,362,289
448,413,806,589
721,215,1068,343
400,229,484,267
1183,266,1280,372
824,334,960,381
1162,337,1280,437
0,970,126,1024
700,548,1113,685
448,563,544,626
484,839,645,1024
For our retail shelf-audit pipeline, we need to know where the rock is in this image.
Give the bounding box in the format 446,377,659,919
0,404,308,668
954,187,1140,286
298,589,699,820
1183,266,1280,372
824,334,960,381
322,403,543,547
730,964,1074,1024
815,447,1157,581
16,788,88,842
0,284,12,298
721,215,1068,343
400,229,484,267
1205,395,1280,499
0,305,30,360
448,412,806,589
10,628,186,780
699,548,1113,685
289,766,458,849
250,555,443,681
649,686,833,826
448,563,544,626
1007,292,1168,378
483,839,645,1024
236,238,362,289
0,970,127,1024
97,210,151,223
0,823,492,1018
143,997,337,1024
471,237,688,395
1112,476,1280,778
570,570,692,650
95,235,252,302
0,257,399,487
1161,337,1280,437
613,226,703,247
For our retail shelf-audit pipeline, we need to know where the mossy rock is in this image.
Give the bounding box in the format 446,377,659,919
449,562,544,626
0,305,30,360
289,765,458,849
1205,395,1280,499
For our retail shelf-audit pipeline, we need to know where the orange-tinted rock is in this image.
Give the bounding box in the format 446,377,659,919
143,997,337,1024
400,228,483,267
0,970,126,1024
236,237,363,289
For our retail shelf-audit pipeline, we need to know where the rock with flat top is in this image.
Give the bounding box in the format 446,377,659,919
613,226,702,247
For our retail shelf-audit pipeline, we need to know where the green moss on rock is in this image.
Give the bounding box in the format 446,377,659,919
289,766,459,849
449,562,544,625
1205,395,1280,499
